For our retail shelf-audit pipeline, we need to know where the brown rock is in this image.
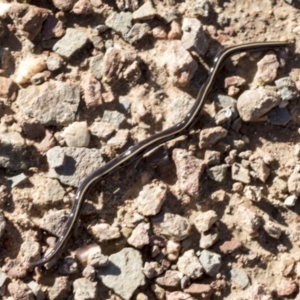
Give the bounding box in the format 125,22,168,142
162,41,197,86
276,279,297,297
127,222,150,249
249,153,270,182
73,0,93,14
219,238,242,254
81,72,102,108
8,280,34,300
199,126,228,149
172,148,205,197
3,259,28,279
48,276,71,300
166,292,194,300
168,20,182,40
0,76,17,101
156,270,181,287
256,53,280,84
184,284,212,298
224,76,246,88
41,14,65,40
52,0,77,11
38,130,55,154
9,4,49,40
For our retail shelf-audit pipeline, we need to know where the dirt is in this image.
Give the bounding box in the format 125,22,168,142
1,0,300,299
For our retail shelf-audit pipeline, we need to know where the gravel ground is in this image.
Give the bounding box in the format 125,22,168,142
1,0,300,299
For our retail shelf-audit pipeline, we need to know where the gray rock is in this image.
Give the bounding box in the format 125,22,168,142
105,11,132,39
89,53,104,80
231,163,251,184
124,23,150,44
199,250,221,277
263,220,282,239
61,121,90,147
27,281,45,300
107,129,129,149
17,81,80,126
127,222,150,249
46,54,63,71
102,110,126,129
46,146,65,168
9,173,27,188
39,209,69,237
0,131,29,170
98,248,145,300
268,107,291,125
181,18,208,56
177,250,203,279
207,165,227,182
73,278,97,300
53,28,88,58
172,148,205,197
58,257,78,275
47,146,104,187
229,269,249,289
132,2,156,20
152,212,191,242
275,77,299,101
48,277,71,300
136,181,167,216
237,88,281,122
214,94,237,108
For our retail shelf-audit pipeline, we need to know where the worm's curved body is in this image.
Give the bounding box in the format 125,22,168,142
30,41,288,268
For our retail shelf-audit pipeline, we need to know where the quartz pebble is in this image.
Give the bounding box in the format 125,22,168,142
136,181,167,216
61,121,90,147
236,206,261,234
193,210,218,233
143,261,164,278
165,240,181,261
284,195,298,206
177,249,203,279
89,223,120,242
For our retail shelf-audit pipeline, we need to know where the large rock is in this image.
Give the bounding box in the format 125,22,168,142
17,81,80,126
98,248,145,300
237,88,281,122
53,28,88,58
47,146,104,187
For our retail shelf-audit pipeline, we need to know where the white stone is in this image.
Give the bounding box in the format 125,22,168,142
284,195,298,207
61,121,90,147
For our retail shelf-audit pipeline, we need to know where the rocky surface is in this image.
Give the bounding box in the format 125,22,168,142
0,0,300,299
